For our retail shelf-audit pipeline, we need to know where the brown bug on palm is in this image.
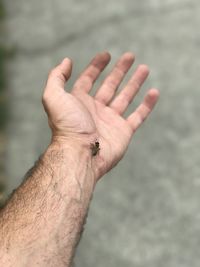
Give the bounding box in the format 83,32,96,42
90,140,100,156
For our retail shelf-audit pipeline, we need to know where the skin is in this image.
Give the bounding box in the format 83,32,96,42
0,52,159,266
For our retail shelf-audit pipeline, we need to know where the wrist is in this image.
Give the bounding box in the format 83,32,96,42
47,136,98,184
50,134,103,180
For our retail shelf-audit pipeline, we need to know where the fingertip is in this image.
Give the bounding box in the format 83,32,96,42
90,51,111,69
122,51,135,62
98,51,111,64
101,51,111,59
144,88,160,110
61,57,73,67
148,88,160,100
60,57,73,78
138,64,150,74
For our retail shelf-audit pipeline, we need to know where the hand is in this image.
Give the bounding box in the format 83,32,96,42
42,52,159,179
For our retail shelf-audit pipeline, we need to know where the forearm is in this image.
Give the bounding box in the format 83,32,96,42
0,51,159,266
0,140,96,266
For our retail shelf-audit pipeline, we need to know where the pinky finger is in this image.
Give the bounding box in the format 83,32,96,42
127,89,159,132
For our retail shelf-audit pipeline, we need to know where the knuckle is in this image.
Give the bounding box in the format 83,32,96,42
106,78,117,89
115,66,126,76
75,76,92,88
121,91,131,105
131,79,140,90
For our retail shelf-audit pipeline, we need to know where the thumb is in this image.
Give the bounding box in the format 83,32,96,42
45,58,72,92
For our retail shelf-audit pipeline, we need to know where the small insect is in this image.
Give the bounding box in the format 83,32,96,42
90,140,100,156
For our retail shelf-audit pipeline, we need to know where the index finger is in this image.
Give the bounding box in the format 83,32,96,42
72,52,111,94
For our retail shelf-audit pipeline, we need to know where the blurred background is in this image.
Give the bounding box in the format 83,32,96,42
1,0,200,266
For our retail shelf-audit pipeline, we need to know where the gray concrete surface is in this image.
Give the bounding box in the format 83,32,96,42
3,0,200,266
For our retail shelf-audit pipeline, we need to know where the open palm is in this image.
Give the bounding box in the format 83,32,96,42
42,52,159,178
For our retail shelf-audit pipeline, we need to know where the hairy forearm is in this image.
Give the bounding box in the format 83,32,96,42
0,140,96,266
